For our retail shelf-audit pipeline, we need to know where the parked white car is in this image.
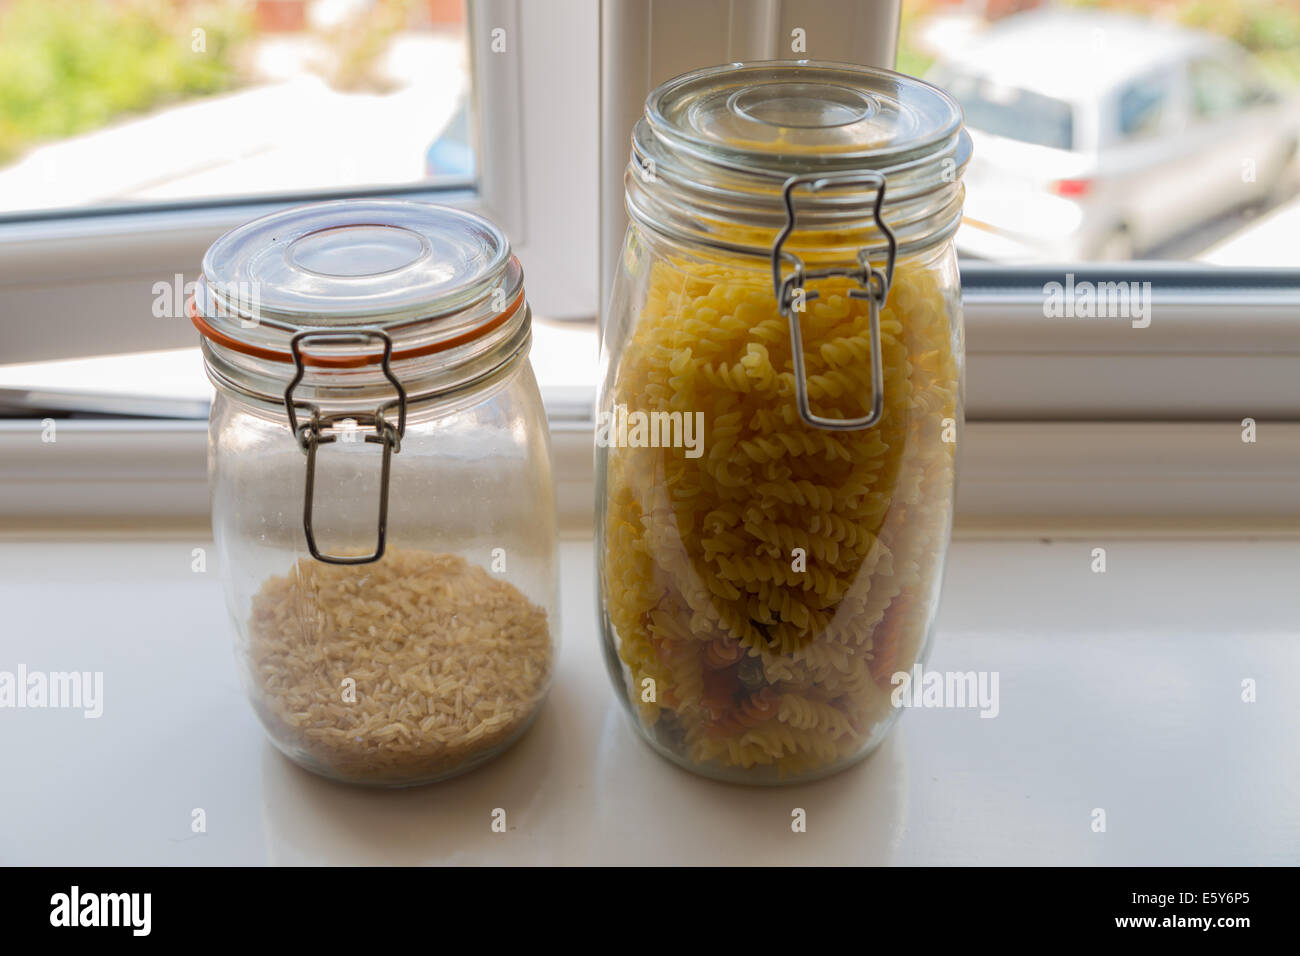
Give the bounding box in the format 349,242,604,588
926,9,1300,260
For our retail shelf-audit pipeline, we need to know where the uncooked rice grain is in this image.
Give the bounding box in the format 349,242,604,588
247,548,551,784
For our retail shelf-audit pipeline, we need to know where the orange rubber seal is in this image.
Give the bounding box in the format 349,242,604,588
189,271,525,369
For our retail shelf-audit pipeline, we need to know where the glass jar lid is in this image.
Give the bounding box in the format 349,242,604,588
192,200,524,368
628,60,970,259
648,60,963,171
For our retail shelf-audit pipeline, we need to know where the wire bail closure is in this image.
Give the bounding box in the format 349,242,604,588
771,171,896,431
284,329,408,565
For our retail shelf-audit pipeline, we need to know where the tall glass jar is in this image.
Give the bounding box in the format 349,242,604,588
597,61,969,783
193,200,558,787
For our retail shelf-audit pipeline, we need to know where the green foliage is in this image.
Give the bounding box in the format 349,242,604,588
1063,0,1300,82
324,0,412,92
896,0,939,79
1177,0,1300,52
0,0,250,163
900,0,1300,87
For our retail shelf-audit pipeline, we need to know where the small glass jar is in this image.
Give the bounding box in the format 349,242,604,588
193,200,558,787
597,61,969,783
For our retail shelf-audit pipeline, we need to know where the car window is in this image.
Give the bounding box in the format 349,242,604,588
940,70,1075,150
1189,57,1253,118
1117,77,1168,140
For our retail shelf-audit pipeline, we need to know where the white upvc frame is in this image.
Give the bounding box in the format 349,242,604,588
0,0,599,366
1,0,1297,534
961,262,1300,420
4,417,1296,534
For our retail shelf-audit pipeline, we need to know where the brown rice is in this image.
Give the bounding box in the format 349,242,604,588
247,548,552,785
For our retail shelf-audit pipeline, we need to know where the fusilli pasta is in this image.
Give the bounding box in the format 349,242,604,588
602,245,958,780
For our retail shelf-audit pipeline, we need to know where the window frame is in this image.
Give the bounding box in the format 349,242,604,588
0,0,1297,532
959,262,1300,421
0,0,599,367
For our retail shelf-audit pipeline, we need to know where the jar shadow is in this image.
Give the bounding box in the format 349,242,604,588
258,694,908,863
589,703,909,865
258,697,562,865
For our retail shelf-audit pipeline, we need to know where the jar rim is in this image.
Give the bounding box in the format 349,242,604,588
188,276,526,368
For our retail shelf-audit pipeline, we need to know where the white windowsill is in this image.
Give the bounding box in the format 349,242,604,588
1,534,1295,865
3,417,1297,536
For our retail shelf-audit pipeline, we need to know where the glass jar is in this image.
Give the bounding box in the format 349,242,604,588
193,200,558,787
597,61,969,783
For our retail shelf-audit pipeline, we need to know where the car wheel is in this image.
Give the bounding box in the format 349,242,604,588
1095,226,1135,261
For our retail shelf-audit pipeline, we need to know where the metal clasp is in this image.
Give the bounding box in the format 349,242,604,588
284,329,408,565
771,170,896,431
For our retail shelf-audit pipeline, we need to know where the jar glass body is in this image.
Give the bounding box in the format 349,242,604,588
211,357,559,787
597,222,964,784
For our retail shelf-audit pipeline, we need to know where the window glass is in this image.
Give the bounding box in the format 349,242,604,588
940,70,1076,150
1189,57,1253,118
0,0,473,217
1118,78,1168,139
905,0,1300,264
